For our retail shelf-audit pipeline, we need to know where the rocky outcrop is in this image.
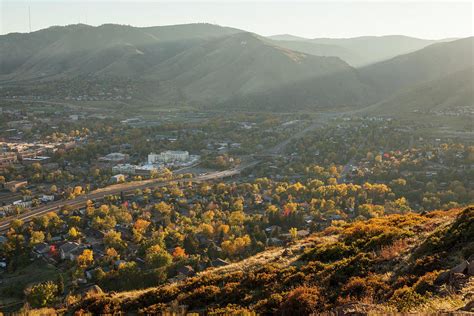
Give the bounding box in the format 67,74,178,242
436,259,473,286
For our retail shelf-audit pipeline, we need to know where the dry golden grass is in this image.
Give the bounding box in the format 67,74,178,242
379,239,410,260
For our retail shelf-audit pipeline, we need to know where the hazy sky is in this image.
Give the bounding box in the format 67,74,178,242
1,1,472,39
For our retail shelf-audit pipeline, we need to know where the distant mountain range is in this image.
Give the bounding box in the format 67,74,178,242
268,34,456,66
0,23,472,114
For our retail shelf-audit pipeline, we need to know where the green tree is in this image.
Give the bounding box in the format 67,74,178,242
25,281,59,308
145,245,172,268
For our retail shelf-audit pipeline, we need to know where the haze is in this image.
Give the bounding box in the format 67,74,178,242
1,0,472,39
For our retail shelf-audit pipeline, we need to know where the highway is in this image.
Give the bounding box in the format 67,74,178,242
0,162,258,233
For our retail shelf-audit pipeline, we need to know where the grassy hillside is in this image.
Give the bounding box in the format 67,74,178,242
0,23,241,82
219,66,375,111
264,38,364,66
359,37,474,100
148,32,355,103
311,35,454,67
270,35,453,67
73,206,474,314
363,66,474,115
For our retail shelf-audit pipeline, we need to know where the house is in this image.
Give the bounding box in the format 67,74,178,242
110,174,126,183
33,242,50,257
59,242,80,260
297,230,310,238
85,267,106,280
211,258,229,267
99,153,129,163
176,265,195,277
4,180,27,192
265,225,281,234
40,195,55,203
267,237,283,247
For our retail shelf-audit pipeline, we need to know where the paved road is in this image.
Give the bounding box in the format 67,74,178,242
0,162,259,233
266,114,332,155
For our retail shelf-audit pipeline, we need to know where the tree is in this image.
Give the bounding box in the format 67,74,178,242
77,249,94,269
200,223,214,237
25,281,59,308
68,227,80,240
172,246,187,259
289,227,298,241
30,231,45,246
105,247,120,263
154,202,172,216
56,274,64,295
133,219,151,235
229,211,245,226
104,230,126,250
145,245,172,268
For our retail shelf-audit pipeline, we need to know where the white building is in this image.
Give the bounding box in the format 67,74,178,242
148,151,189,164
112,164,159,176
99,152,129,163
112,164,136,175
110,174,126,183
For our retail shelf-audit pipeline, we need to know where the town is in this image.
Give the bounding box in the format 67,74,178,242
0,99,472,311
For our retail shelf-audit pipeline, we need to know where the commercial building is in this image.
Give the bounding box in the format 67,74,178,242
99,153,129,163
112,164,159,176
148,151,189,164
4,180,28,192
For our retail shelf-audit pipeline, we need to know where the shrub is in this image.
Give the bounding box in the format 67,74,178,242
413,271,440,294
389,286,427,312
208,304,256,315
279,286,322,315
181,285,221,308
340,274,391,304
379,239,408,261
303,242,354,263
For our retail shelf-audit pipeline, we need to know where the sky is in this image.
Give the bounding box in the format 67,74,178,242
1,1,472,39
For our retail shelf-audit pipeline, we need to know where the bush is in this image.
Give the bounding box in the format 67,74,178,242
303,242,354,263
389,286,427,312
279,286,322,315
181,285,221,308
413,271,440,294
340,274,390,304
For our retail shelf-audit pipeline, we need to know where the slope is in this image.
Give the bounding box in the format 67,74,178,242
0,23,242,82
74,206,474,314
147,32,357,103
365,66,474,115
265,38,364,66
311,35,455,66
359,37,474,100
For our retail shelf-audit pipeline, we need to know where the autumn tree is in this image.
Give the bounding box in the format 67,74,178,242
77,249,94,269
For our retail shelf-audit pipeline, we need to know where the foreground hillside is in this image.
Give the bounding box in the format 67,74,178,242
73,206,473,314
